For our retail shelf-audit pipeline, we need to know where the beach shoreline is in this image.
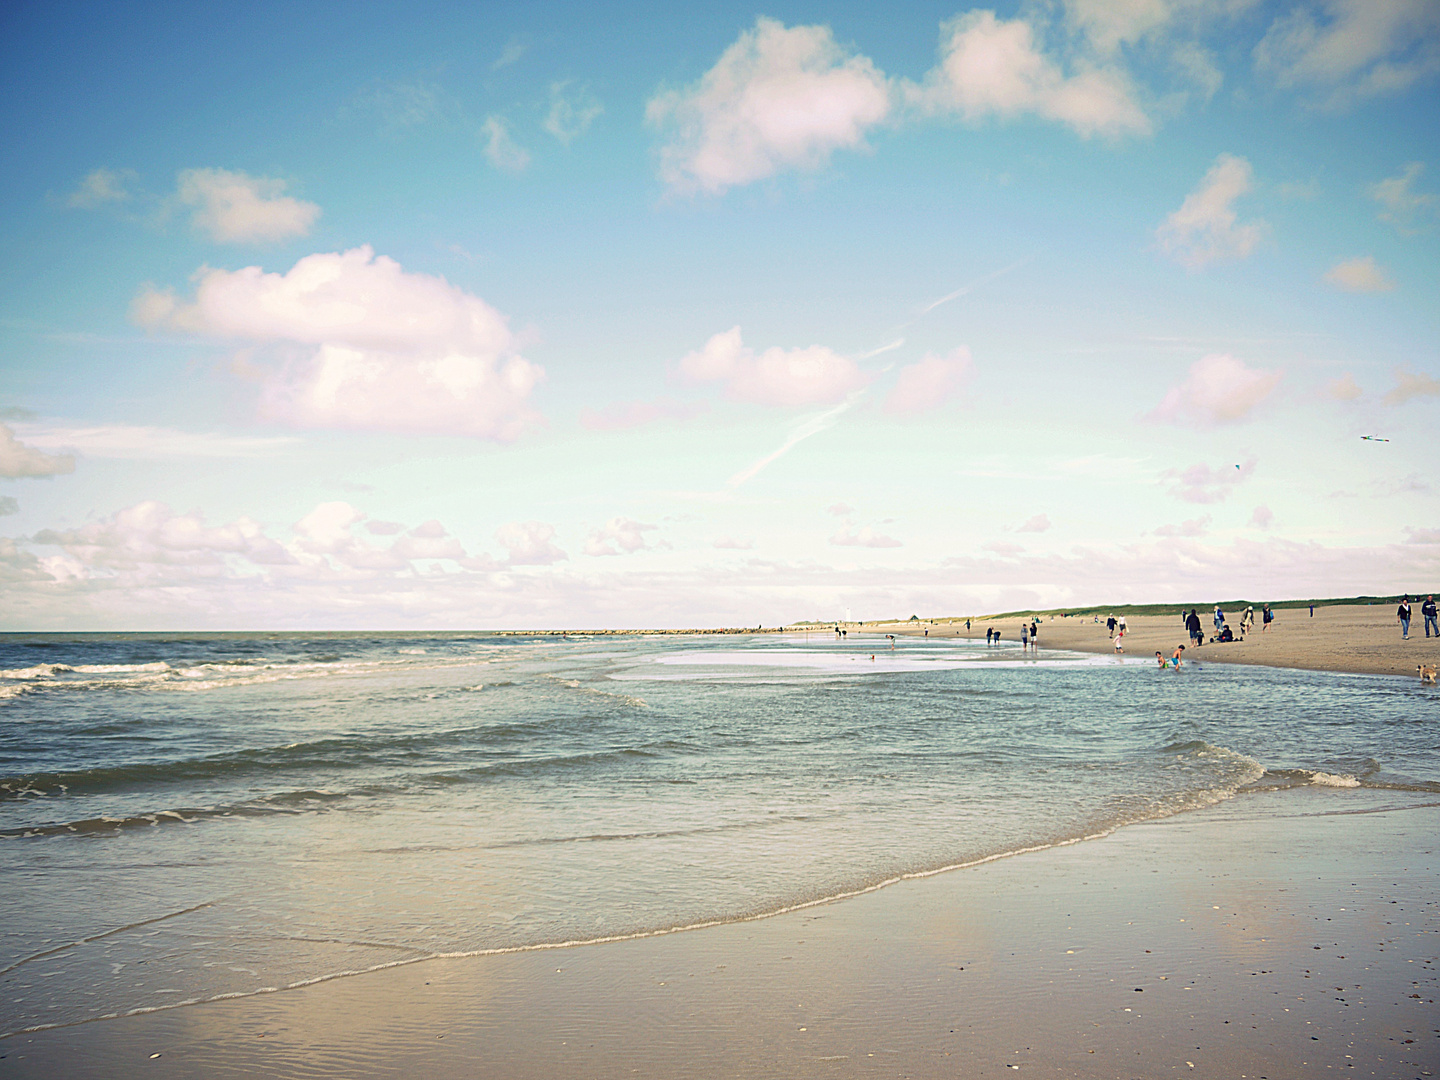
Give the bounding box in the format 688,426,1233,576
6,788,1435,1079
858,603,1436,678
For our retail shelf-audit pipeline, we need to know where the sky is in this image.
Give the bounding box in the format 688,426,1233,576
1,0,1437,630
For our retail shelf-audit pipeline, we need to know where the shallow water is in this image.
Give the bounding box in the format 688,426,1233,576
1,630,1436,1036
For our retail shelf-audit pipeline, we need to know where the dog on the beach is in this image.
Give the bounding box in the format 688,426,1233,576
1419,664,1437,685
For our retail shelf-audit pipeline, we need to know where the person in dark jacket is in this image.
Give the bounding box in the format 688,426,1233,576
1422,596,1437,638
1398,597,1412,639
1185,609,1203,646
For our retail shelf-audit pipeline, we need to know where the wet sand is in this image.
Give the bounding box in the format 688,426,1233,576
5,790,1435,1079
876,604,1437,678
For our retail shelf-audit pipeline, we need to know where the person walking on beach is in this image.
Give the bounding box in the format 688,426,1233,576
1214,605,1224,634
1106,615,1117,638
1262,604,1274,632
1113,630,1124,653
1186,609,1203,646
1020,624,1029,651
1117,615,1127,635
1398,597,1412,639
1423,596,1438,638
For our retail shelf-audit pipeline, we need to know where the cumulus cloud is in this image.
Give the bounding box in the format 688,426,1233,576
1370,162,1436,233
34,500,294,570
1154,515,1211,538
1323,255,1395,292
0,424,76,478
1249,505,1274,528
827,503,854,517
133,246,543,440
1406,526,1440,544
1017,513,1051,533
1254,0,1440,107
1150,353,1281,426
905,10,1151,138
1383,367,1440,406
496,520,567,566
647,17,892,194
831,524,902,548
175,168,320,244
586,517,658,557
713,536,755,550
678,326,869,407
1325,373,1363,400
544,82,603,143
365,520,404,535
883,347,973,415
66,167,133,208
0,496,18,516
1156,154,1265,268
1162,457,1257,504
482,116,530,172
579,398,708,432
981,540,1024,556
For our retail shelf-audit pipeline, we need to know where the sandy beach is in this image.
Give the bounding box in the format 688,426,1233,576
5,788,1435,1079
869,603,1438,679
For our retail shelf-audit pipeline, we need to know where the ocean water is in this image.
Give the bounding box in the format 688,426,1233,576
2,630,1436,1037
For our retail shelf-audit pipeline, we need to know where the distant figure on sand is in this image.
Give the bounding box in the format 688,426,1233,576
1117,615,1127,634
1214,605,1224,633
1106,615,1117,638
1262,604,1274,632
1020,624,1029,650
1241,606,1254,634
966,619,971,631
1186,609,1203,646
1398,597,1412,639
1423,596,1438,638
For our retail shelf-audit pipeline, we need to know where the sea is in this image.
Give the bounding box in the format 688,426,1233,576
2,630,1436,1038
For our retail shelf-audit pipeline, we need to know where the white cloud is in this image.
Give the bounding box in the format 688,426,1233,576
1154,515,1211,537
66,167,133,209
586,517,658,556
1065,0,1177,55
492,37,527,71
906,10,1151,138
482,116,530,172
1017,513,1052,533
831,524,902,548
496,521,567,566
0,496,18,516
1156,154,1265,268
133,246,543,440
10,423,299,459
713,536,755,550
34,500,294,570
1370,162,1436,233
1249,505,1274,528
365,520,404,536
827,503,853,517
292,501,367,556
175,168,320,244
1162,457,1257,504
1323,256,1395,292
981,540,1024,556
579,398,707,432
1383,367,1440,406
883,347,973,414
1325,373,1363,400
647,17,892,194
0,424,75,478
678,326,869,407
1406,526,1440,544
544,82,603,143
1254,0,1440,106
1150,353,1281,426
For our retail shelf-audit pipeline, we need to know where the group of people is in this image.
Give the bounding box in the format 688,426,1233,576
1398,596,1439,639
1180,603,1273,646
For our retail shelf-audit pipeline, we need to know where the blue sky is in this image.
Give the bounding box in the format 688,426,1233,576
1,0,1436,629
